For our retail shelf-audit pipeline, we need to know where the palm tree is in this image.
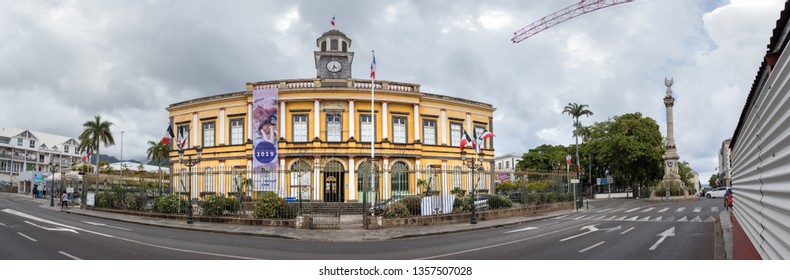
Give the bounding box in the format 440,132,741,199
78,115,115,195
146,140,170,195
562,103,593,185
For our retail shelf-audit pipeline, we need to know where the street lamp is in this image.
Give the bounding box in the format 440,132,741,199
48,158,58,207
178,145,202,224
461,150,484,225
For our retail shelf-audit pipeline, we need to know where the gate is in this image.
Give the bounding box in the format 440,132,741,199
359,160,380,229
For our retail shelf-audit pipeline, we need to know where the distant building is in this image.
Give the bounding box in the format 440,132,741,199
0,127,85,191
718,138,732,188
109,162,170,173
494,153,522,183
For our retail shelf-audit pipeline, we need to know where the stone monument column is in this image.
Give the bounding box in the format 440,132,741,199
662,78,683,199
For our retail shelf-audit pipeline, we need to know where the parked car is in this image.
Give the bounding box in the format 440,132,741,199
706,187,728,198
698,187,712,197
472,194,491,210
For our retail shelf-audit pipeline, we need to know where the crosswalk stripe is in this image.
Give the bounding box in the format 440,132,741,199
615,216,627,221
678,216,688,222
705,216,716,222
573,215,587,220
554,215,569,219
620,226,635,235
592,215,605,221
641,207,655,213
638,216,650,222
595,208,613,213
711,207,719,212
664,216,675,222
693,207,702,213
650,216,663,222
691,216,703,222
625,207,641,213
604,216,616,221
626,216,639,221
658,207,669,213
676,207,685,212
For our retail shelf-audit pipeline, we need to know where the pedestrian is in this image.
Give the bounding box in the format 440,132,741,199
61,192,69,209
724,187,732,210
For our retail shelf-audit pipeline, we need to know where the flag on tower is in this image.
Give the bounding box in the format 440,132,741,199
478,129,495,140
460,130,474,151
370,51,376,79
177,127,189,150
161,124,174,145
331,15,335,27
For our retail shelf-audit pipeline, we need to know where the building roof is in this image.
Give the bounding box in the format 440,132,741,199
0,127,79,151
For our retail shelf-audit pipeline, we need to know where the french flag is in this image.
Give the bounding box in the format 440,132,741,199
177,127,189,150
370,51,376,80
331,15,335,27
161,124,174,145
478,129,495,140
460,130,474,151
82,151,91,163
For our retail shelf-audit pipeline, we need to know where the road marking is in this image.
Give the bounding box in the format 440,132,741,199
579,241,605,253
591,215,605,221
0,222,6,227
505,227,538,234
690,216,703,222
603,216,616,221
82,221,131,231
560,225,599,242
420,221,597,259
650,216,662,222
572,215,587,220
658,207,669,213
18,232,37,242
649,226,675,251
638,216,650,222
553,215,569,219
614,216,627,221
663,216,675,222
693,207,702,213
677,216,688,222
625,207,641,213
2,208,256,260
595,208,613,213
621,227,635,234
58,251,81,260
705,216,716,222
676,207,685,212
712,207,719,212
25,221,79,234
641,207,655,213
626,216,639,221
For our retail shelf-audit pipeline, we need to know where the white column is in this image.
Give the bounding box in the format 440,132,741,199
280,101,287,141
247,159,253,196
314,100,321,141
413,104,420,142
440,109,447,145
313,157,321,200
416,158,421,192
280,158,286,197
382,102,389,140
219,161,225,194
192,163,199,199
219,109,226,145
442,160,448,195
348,100,355,140
383,157,390,199
247,103,253,142
192,113,198,148
348,157,356,201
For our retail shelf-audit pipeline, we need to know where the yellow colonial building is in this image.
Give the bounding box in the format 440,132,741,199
167,28,496,203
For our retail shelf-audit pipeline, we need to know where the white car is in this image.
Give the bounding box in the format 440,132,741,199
706,187,728,198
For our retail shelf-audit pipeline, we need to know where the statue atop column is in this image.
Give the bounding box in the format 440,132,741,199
661,77,684,198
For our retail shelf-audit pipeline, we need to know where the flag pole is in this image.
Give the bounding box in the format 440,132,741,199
370,50,375,204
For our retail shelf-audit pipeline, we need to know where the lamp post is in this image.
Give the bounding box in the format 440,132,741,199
178,146,202,224
461,151,484,225
48,158,57,207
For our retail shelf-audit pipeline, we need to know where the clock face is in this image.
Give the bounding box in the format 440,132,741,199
668,160,674,167
327,61,342,72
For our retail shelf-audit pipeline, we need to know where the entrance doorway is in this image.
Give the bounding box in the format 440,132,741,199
323,161,344,202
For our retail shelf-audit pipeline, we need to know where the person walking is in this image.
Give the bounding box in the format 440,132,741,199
61,192,69,209
724,187,732,211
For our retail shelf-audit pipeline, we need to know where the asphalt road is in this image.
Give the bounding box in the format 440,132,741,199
0,193,721,260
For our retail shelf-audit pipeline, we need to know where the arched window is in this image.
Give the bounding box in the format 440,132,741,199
357,161,380,202
391,162,409,196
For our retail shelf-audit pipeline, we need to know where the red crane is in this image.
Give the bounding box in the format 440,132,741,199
512,0,634,43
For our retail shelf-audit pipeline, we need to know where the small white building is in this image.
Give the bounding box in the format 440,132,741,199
494,152,522,183
1,127,86,191
109,161,170,173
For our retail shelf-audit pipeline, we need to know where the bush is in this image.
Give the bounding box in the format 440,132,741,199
453,196,472,212
399,195,423,216
253,191,297,219
199,195,228,216
154,194,189,214
95,192,114,208
526,180,550,192
124,194,141,211
383,202,410,218
488,195,513,209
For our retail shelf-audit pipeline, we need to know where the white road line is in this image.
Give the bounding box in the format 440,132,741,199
579,241,605,253
677,216,688,222
658,207,669,213
614,216,627,221
604,216,616,221
572,215,587,220
712,207,719,212
705,216,716,222
641,207,655,213
25,221,79,234
649,227,675,251
17,232,37,242
553,215,569,219
591,215,605,221
625,207,641,213
58,251,81,260
690,216,703,222
420,221,597,260
82,221,131,231
650,216,662,222
620,227,635,235
505,227,538,234
0,222,6,227
676,207,686,212
560,225,599,242
626,216,639,221
693,207,702,213
638,216,650,222
2,208,255,260
595,208,612,213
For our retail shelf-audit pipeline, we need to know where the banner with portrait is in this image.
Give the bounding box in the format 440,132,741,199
252,88,279,192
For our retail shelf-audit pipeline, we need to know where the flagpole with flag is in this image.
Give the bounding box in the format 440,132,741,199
370,50,376,205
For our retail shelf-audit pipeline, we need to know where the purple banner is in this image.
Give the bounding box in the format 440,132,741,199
253,88,279,192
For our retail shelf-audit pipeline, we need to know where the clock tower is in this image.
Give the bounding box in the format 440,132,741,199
314,29,354,80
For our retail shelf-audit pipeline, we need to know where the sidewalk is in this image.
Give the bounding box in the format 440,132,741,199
10,193,576,242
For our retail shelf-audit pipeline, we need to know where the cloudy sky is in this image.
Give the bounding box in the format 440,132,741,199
0,0,784,184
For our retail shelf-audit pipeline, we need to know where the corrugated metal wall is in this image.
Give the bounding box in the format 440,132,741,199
731,44,790,260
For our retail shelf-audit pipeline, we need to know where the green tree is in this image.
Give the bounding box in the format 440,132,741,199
78,115,116,193
677,161,694,191
562,103,593,179
146,140,171,194
708,174,719,188
586,112,664,190
517,144,569,171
